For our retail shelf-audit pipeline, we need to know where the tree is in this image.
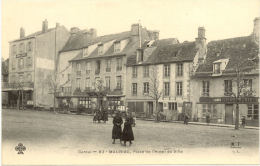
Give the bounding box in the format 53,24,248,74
145,65,163,122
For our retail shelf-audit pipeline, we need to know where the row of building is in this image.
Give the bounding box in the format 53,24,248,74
2,18,259,126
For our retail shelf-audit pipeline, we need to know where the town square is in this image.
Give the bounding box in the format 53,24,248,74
1,0,260,165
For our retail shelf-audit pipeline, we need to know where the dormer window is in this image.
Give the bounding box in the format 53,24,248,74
213,63,221,74
83,47,88,57
213,59,229,75
114,41,121,53
98,44,103,55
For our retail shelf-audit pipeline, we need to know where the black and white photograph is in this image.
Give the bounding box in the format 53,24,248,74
1,0,260,165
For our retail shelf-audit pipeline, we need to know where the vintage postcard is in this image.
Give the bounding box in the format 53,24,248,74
1,0,260,165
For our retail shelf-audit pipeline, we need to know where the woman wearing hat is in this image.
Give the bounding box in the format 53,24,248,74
112,111,123,144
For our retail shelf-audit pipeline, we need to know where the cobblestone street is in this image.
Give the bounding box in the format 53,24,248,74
2,109,259,164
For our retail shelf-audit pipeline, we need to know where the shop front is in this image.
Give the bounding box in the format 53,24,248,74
196,97,259,126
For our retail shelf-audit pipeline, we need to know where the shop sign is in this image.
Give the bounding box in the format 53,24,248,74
199,97,259,104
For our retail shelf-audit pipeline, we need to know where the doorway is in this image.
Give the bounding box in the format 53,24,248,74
225,104,234,124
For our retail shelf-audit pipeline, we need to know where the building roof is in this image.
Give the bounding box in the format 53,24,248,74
61,31,131,52
127,39,197,66
68,27,156,62
195,35,259,76
11,28,56,42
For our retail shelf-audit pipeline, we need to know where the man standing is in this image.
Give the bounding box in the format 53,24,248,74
112,112,123,144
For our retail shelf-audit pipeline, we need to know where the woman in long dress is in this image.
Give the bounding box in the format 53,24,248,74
122,116,134,146
112,112,123,144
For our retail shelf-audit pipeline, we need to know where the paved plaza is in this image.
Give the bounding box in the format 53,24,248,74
2,109,259,164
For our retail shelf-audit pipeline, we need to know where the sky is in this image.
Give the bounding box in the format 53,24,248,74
1,0,260,60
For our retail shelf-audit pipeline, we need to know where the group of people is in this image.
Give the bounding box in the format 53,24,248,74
93,109,108,123
112,111,135,146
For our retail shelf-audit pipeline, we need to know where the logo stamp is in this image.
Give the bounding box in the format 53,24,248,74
15,143,26,154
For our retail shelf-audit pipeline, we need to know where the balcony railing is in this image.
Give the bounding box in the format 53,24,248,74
2,82,34,90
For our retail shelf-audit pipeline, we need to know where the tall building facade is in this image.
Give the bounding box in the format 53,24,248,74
2,20,70,108
56,24,158,112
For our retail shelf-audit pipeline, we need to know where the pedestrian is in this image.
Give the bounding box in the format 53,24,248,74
122,115,134,146
184,113,189,125
206,111,210,125
241,116,246,128
112,111,123,144
103,110,108,123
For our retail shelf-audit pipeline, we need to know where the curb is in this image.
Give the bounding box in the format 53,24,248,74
136,118,260,130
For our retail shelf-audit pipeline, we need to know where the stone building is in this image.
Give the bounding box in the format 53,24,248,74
56,24,158,112
126,27,207,120
2,20,70,108
191,17,259,126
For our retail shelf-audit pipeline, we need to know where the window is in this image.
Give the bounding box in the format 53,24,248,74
19,43,25,54
106,59,111,72
85,78,90,90
143,66,149,77
76,78,81,89
105,76,111,90
164,64,170,77
243,79,253,91
83,47,88,57
12,45,17,56
213,63,221,74
168,102,177,111
114,41,121,53
143,82,149,94
85,62,91,74
164,82,170,96
132,66,138,78
224,80,232,95
116,58,122,71
247,104,259,120
27,74,32,82
202,104,218,118
18,58,24,69
95,60,101,75
98,44,103,55
177,63,183,76
19,74,23,83
116,76,122,90
26,57,32,67
27,42,32,52
79,97,91,108
132,83,137,96
202,81,209,96
76,63,81,76
176,82,182,96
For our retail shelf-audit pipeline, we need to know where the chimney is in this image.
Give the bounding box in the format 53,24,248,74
131,23,142,48
195,27,207,62
56,23,60,28
89,28,97,39
136,48,144,63
20,27,25,38
70,27,80,35
42,19,48,33
253,17,260,44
